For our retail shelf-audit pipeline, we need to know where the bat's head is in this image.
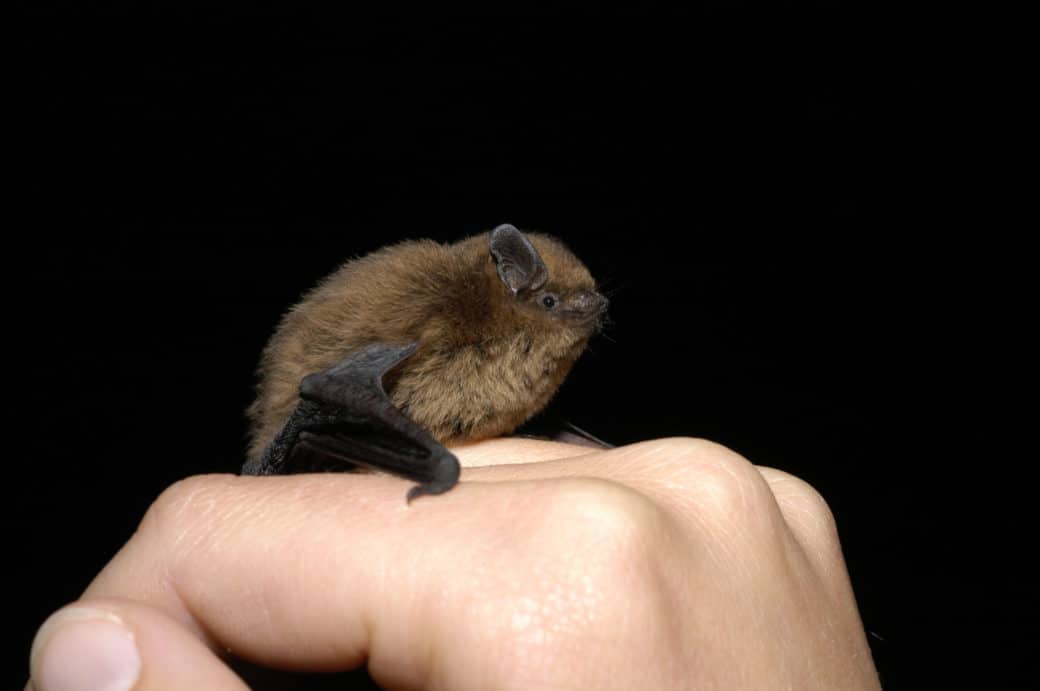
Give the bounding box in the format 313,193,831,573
488,224,609,342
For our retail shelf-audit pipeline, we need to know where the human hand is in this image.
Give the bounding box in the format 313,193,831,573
28,438,881,690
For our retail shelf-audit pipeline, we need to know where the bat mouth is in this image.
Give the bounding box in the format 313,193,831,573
564,310,606,326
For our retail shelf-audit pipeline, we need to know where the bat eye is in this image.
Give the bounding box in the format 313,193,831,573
541,294,557,309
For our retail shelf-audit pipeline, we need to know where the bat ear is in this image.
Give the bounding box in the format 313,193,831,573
489,224,549,295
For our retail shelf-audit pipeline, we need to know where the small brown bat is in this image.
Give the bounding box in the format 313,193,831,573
242,224,608,500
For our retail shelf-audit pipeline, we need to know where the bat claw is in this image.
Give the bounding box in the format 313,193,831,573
405,449,461,503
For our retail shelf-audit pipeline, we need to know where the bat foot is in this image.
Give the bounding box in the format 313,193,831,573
405,448,461,503
248,342,463,502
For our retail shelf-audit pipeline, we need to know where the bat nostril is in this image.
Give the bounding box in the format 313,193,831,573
580,291,608,314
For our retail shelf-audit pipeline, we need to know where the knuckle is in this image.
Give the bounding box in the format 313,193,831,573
786,475,836,525
669,440,774,516
634,438,790,547
517,479,670,621
473,479,676,683
534,478,662,569
772,472,841,552
692,458,771,517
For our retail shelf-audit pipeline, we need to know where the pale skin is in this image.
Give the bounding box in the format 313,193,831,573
28,438,881,690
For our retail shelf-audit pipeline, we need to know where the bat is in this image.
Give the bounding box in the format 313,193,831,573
241,224,608,501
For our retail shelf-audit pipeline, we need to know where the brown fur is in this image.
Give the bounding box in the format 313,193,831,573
247,230,600,459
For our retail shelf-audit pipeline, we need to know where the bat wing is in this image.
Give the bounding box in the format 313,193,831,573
242,342,460,502
552,420,613,449
515,418,614,449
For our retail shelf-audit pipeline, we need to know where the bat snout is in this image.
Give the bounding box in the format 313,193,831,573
572,290,609,315
563,290,609,329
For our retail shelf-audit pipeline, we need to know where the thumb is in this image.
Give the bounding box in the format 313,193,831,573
29,598,247,691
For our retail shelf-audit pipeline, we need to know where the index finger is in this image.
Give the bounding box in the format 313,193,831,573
82,467,601,686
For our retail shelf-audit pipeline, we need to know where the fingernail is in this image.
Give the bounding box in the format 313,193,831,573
30,607,141,691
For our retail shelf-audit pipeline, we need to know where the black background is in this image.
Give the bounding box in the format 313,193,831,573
14,4,1030,689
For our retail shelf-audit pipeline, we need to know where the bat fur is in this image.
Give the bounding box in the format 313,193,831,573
247,226,607,462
